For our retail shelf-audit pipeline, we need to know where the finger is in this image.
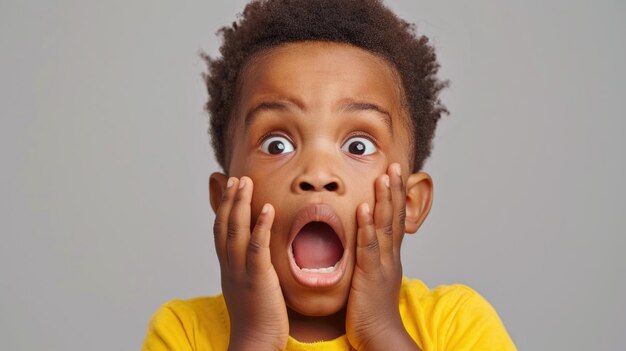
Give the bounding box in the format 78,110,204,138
226,176,253,270
213,177,238,266
247,203,275,274
389,163,407,254
356,202,380,272
373,173,394,256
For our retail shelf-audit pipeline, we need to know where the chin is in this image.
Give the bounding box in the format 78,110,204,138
285,288,350,317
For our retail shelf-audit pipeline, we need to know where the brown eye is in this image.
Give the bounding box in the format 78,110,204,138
342,137,376,156
260,136,295,155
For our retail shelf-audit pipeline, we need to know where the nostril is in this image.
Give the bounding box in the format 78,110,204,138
299,182,314,191
324,182,338,191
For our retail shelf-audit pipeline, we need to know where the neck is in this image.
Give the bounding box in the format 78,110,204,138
287,307,346,342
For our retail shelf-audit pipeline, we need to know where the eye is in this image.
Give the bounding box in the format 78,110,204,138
260,135,295,155
341,136,377,156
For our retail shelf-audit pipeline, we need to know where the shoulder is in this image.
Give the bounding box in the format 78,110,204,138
399,278,517,351
403,279,490,311
150,296,226,329
141,295,229,351
399,278,482,315
399,277,502,317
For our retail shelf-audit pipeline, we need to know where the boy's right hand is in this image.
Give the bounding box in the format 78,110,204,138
214,176,289,351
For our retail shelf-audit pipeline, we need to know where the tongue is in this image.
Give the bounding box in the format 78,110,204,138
292,222,343,269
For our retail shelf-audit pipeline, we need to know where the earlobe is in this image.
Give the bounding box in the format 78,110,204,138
404,172,433,234
209,172,229,214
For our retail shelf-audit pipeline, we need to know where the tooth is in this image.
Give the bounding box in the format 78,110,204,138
301,265,337,273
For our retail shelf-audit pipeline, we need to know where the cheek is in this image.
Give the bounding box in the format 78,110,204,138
248,170,280,201
247,172,289,225
345,165,380,208
248,181,273,218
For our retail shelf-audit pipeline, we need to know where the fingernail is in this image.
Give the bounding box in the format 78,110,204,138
261,203,270,214
383,175,390,188
226,177,235,188
239,177,247,189
393,164,401,177
362,203,370,215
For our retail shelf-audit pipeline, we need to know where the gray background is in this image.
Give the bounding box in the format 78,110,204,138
1,0,624,350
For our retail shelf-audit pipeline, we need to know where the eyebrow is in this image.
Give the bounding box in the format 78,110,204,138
338,101,393,131
244,100,300,129
244,99,393,132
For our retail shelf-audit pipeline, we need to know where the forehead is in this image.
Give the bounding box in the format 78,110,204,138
235,41,408,125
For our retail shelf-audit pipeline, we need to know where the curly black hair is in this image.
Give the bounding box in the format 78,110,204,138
203,0,448,172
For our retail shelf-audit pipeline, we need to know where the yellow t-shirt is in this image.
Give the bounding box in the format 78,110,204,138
141,278,516,350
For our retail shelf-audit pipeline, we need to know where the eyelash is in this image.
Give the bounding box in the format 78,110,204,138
258,131,293,146
343,132,379,147
257,131,380,152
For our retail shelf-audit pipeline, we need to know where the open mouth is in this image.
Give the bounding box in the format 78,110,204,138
288,204,347,288
292,222,344,272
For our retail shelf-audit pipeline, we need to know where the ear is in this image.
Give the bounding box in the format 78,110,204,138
209,172,229,214
404,172,433,234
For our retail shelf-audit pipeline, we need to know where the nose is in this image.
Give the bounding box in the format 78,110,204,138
299,179,339,192
292,160,345,194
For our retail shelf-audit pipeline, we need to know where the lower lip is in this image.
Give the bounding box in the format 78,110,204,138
288,247,347,288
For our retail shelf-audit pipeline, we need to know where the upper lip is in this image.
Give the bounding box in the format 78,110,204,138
288,203,346,249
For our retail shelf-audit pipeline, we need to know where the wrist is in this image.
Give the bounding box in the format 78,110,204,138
358,320,418,351
229,329,286,351
228,339,284,351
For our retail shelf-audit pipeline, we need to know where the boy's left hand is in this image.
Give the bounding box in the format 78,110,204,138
346,163,420,351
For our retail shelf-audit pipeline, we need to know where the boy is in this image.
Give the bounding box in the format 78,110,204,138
142,0,516,350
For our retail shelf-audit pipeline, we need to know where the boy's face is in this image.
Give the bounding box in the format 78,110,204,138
214,42,417,317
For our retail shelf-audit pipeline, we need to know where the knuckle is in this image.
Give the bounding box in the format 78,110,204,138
247,238,264,255
226,223,243,240
253,220,268,233
226,230,237,241
381,223,394,236
363,238,379,251
213,219,226,233
397,207,407,223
